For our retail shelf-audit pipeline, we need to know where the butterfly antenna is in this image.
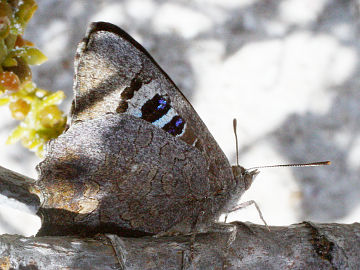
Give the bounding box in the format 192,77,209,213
248,161,331,170
233,118,239,166
232,119,331,170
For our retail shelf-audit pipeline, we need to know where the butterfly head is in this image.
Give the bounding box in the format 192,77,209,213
232,165,259,191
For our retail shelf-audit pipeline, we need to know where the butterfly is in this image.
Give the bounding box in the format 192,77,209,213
34,22,258,236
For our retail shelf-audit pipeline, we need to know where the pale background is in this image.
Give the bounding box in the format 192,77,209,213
1,0,359,236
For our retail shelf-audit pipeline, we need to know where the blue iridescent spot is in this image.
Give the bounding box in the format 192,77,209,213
157,99,167,110
175,118,183,127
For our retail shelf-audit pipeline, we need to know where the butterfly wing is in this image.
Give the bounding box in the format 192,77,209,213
73,21,235,189
36,22,247,236
73,23,214,152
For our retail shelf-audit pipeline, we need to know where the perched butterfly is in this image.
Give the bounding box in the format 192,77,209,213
32,22,261,236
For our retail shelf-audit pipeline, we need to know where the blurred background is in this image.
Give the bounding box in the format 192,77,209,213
1,0,360,236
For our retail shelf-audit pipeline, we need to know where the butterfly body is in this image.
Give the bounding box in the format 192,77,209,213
33,22,257,236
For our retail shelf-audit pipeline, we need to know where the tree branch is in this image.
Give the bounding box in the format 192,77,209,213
0,165,39,212
0,222,359,269
0,168,358,269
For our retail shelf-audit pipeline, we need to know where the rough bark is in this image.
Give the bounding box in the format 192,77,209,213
0,222,359,269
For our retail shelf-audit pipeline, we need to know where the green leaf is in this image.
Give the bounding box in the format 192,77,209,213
10,47,47,65
0,39,7,64
41,91,65,106
2,55,17,66
6,125,26,144
11,0,38,35
0,97,10,106
16,0,38,26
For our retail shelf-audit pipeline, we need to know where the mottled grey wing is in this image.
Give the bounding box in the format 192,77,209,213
36,114,211,235
72,22,234,188
35,22,244,236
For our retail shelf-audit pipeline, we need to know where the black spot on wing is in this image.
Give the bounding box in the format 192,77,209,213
141,94,171,122
163,115,185,136
121,78,142,99
117,77,142,113
116,101,128,113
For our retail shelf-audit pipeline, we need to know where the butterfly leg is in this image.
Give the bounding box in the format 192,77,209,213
186,210,207,266
205,222,239,269
153,211,205,268
225,200,270,231
183,222,239,269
